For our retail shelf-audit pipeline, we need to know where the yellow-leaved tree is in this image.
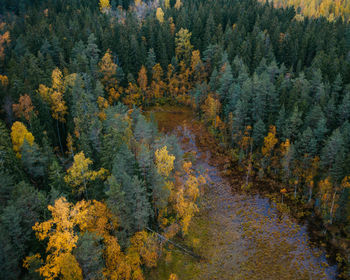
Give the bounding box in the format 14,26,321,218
261,125,278,174
174,0,182,10
175,28,193,65
171,161,206,234
164,0,170,9
155,146,175,178
99,49,123,104
38,68,68,153
26,197,84,280
10,121,34,158
99,0,111,13
64,151,108,198
156,8,164,23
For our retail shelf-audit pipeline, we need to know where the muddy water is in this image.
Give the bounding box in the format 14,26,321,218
147,106,336,280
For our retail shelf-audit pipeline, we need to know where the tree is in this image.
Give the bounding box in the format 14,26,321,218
74,232,104,280
155,146,175,178
146,49,156,74
190,50,205,83
12,94,35,121
156,8,164,23
175,28,193,65
170,161,205,234
261,125,278,174
21,141,48,179
137,66,148,102
38,68,68,153
28,197,84,280
10,121,34,158
164,0,170,9
174,0,182,10
0,30,10,62
99,49,120,104
252,119,266,148
201,94,221,128
50,68,67,122
99,0,111,13
64,152,107,198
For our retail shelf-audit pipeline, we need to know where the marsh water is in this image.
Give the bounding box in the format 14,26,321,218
146,106,336,280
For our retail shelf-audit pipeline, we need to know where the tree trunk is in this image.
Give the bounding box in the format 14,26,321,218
56,119,63,154
329,191,337,224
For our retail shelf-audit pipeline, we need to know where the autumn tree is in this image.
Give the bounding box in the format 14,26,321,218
155,146,175,178
137,66,148,103
261,125,278,174
149,63,166,101
123,82,142,108
0,74,8,88
10,121,34,158
156,8,164,23
174,0,182,10
64,152,108,198
12,94,35,121
170,162,206,234
38,68,68,153
99,49,122,104
99,0,111,13
164,0,170,9
201,94,221,128
0,29,10,62
175,28,193,65
97,96,109,121
27,197,84,280
190,50,206,83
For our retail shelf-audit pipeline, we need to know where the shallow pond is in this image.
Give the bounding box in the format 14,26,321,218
146,106,336,280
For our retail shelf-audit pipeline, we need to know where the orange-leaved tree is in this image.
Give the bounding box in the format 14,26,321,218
12,94,35,122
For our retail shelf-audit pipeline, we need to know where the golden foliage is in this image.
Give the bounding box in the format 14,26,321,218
10,121,34,158
190,50,205,82
99,0,111,12
99,49,117,85
164,0,170,9
170,161,206,234
123,82,142,108
64,152,108,194
169,274,179,280
37,68,68,122
137,66,148,93
262,125,278,157
155,146,175,177
99,49,122,104
38,84,52,103
202,94,221,125
0,74,8,87
129,231,159,268
174,0,182,10
175,28,193,64
156,7,165,23
66,133,75,157
97,96,109,120
0,30,10,61
31,197,84,280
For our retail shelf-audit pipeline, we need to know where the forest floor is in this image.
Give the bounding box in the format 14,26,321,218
146,106,336,280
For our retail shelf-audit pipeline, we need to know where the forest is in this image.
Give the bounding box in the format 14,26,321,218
0,0,350,279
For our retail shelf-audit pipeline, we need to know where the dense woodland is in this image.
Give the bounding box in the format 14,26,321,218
263,0,350,22
0,0,350,279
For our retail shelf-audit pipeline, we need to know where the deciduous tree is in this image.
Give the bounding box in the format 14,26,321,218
10,121,34,158
64,152,107,198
